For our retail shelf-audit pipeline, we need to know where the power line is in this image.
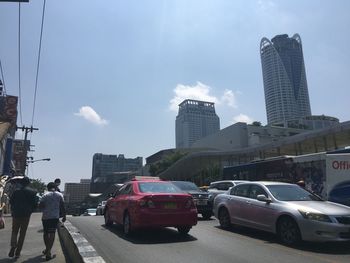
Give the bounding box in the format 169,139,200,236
31,0,47,127
0,58,7,95
18,2,23,126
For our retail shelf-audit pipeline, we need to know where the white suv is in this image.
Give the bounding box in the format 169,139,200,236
208,180,248,202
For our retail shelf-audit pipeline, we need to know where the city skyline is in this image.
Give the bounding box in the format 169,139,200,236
1,1,349,186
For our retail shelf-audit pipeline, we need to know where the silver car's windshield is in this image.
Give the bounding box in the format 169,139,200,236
266,185,322,201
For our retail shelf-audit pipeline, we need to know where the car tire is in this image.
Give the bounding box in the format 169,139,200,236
277,217,301,246
218,207,231,229
201,212,212,220
123,212,132,235
177,226,191,235
104,209,113,226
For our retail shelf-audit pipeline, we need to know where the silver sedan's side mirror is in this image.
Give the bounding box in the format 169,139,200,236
257,194,272,203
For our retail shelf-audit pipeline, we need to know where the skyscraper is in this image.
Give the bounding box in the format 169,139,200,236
176,99,220,148
260,34,312,126
90,153,143,192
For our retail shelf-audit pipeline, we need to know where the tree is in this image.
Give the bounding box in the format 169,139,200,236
251,121,262,127
30,178,46,195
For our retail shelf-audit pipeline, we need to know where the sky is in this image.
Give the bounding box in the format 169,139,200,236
1,0,350,186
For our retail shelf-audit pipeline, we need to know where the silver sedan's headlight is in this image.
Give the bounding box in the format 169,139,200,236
298,210,332,223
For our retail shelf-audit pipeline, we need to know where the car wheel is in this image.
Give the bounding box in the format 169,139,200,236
104,210,112,226
123,212,132,235
218,207,231,229
202,212,212,220
177,226,191,235
277,217,301,245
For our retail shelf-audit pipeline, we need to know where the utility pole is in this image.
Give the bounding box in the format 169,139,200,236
15,126,38,175
16,125,39,143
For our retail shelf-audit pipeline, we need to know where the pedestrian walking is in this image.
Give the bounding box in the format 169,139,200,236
54,178,61,192
39,182,66,261
8,177,37,258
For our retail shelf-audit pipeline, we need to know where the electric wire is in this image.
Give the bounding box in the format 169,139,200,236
31,0,47,128
0,58,7,95
18,2,23,126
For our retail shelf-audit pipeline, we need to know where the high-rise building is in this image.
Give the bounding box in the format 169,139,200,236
90,153,143,193
176,99,220,148
260,34,312,126
64,179,91,204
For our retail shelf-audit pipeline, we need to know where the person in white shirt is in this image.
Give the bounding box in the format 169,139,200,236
39,182,66,261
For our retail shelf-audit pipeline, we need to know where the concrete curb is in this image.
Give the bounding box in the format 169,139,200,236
58,220,106,263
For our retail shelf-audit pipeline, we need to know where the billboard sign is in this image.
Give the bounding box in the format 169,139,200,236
4,95,18,136
326,154,350,206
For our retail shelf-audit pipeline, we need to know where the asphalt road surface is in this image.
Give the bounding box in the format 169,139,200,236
68,216,350,263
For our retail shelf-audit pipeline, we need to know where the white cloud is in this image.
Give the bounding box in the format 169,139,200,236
221,89,237,108
74,106,108,126
233,114,253,124
169,82,238,112
169,82,218,111
257,0,275,12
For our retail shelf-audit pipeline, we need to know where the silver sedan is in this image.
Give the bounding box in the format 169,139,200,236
213,181,350,245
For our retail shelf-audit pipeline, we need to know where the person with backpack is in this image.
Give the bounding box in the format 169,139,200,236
8,177,37,258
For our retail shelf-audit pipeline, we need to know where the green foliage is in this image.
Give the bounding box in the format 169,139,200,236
196,163,221,186
30,178,46,195
251,121,262,126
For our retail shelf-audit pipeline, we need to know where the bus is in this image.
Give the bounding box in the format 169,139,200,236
223,151,350,206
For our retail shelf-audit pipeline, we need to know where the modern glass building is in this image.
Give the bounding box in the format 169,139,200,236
176,99,220,148
260,34,312,126
90,153,143,192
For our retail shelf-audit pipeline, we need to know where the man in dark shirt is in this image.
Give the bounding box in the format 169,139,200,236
8,177,37,258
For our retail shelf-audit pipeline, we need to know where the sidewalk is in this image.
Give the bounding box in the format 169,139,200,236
0,212,69,262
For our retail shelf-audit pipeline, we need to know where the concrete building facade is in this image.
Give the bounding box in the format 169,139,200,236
287,115,339,130
64,179,91,204
176,99,220,148
191,122,306,151
260,34,312,126
90,153,143,193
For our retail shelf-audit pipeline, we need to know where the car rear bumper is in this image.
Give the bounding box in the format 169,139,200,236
299,220,350,242
132,209,198,228
196,204,213,214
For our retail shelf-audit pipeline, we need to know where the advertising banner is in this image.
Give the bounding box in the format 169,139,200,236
326,154,350,206
4,96,18,136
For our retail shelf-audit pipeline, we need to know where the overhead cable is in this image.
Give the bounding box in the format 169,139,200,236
18,2,23,126
31,0,47,128
0,58,7,95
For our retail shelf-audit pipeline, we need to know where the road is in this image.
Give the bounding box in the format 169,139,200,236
68,216,350,263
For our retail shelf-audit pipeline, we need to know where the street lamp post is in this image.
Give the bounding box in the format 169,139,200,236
25,158,51,176
27,158,51,164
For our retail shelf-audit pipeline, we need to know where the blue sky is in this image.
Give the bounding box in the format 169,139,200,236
1,0,350,186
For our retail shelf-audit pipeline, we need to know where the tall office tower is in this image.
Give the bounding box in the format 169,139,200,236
90,153,143,192
176,99,220,148
260,34,312,126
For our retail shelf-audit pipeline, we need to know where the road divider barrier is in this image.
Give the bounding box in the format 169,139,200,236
58,220,106,263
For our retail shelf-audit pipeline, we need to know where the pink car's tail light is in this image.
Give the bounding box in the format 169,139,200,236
139,198,155,208
185,199,195,209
